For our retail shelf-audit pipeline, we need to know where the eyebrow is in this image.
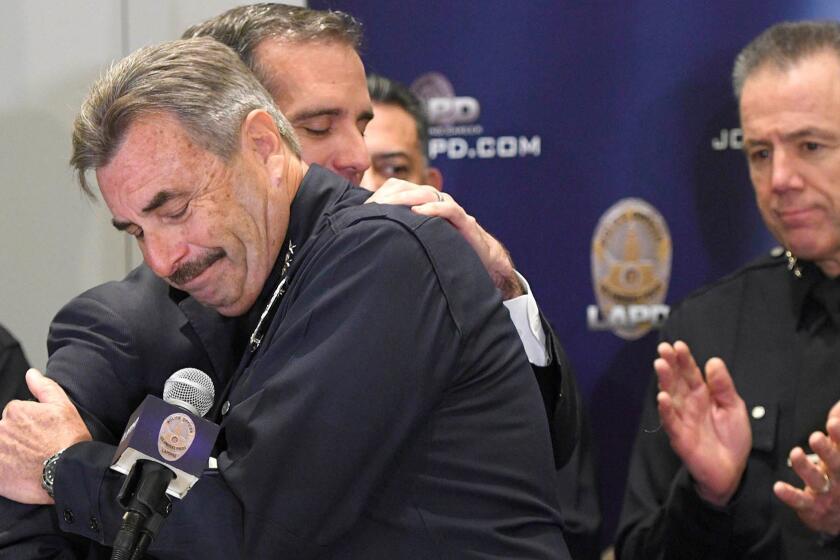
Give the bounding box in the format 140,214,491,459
110,190,181,232
142,190,180,214
371,151,411,160
783,128,837,142
289,108,341,122
111,219,132,232
289,107,374,123
744,127,836,148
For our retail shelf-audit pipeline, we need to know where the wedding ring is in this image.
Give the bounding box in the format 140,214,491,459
818,473,832,494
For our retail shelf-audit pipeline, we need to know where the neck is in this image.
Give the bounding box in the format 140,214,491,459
264,156,308,264
283,156,309,203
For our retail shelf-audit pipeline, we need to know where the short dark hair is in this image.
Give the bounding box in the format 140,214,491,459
367,74,430,159
733,20,840,100
183,3,363,92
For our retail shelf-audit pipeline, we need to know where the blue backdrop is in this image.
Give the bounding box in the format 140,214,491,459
311,0,840,547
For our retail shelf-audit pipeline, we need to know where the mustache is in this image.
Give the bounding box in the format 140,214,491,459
168,249,226,286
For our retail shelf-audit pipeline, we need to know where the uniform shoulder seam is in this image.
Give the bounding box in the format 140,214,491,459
680,252,786,302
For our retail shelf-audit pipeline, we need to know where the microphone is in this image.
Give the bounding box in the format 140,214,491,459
111,368,218,497
109,368,220,560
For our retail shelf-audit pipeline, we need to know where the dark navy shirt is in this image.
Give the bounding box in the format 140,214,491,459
617,254,840,560
6,165,567,559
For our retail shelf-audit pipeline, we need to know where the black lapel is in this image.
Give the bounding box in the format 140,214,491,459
177,296,238,388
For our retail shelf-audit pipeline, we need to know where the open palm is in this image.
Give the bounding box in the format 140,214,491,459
655,341,752,506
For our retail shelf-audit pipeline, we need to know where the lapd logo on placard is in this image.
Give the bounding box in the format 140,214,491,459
410,72,541,162
158,413,196,461
588,198,672,340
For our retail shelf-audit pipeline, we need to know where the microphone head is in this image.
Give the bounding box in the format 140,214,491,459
163,368,215,417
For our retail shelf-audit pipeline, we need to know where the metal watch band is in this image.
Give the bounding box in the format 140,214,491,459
41,449,65,499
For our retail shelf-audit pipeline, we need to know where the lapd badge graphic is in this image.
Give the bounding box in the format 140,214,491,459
588,198,672,340
411,72,468,127
409,72,540,161
158,413,196,461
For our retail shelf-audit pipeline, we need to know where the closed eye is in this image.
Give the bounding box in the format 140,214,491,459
168,203,189,220
303,126,330,136
294,114,334,138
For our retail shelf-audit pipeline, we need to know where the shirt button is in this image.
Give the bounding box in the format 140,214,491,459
221,401,230,415
89,516,99,532
751,405,766,419
63,509,74,524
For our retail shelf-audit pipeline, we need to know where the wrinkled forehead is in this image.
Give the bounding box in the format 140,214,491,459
251,37,369,113
738,53,840,153
96,114,219,204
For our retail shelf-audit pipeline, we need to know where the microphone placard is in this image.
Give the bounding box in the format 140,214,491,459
111,395,220,499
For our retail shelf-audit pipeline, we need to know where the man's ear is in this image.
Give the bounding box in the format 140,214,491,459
425,167,444,191
241,109,285,163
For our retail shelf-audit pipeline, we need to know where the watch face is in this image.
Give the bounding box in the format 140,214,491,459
42,451,61,497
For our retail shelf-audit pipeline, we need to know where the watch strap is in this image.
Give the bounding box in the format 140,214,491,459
41,448,65,499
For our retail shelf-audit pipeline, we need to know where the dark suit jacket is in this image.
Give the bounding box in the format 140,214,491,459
0,323,31,406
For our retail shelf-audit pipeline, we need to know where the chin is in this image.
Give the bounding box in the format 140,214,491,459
215,290,261,317
778,226,830,259
191,289,236,315
213,299,250,317
786,240,834,264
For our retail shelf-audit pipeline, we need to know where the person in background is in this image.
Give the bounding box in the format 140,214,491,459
617,20,840,559
0,323,31,405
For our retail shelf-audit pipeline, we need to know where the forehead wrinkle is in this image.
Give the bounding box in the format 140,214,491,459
781,128,837,142
744,116,837,144
256,39,369,116
98,114,224,230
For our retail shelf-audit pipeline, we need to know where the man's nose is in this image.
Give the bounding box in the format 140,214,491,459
771,149,804,192
141,231,187,279
333,128,370,184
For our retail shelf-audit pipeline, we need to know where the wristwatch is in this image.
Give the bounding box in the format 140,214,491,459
41,449,65,499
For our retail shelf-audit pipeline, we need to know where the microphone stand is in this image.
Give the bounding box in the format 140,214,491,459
110,460,176,560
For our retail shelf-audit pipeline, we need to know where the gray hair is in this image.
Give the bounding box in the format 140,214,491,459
733,20,840,100
70,36,300,197
182,3,363,93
